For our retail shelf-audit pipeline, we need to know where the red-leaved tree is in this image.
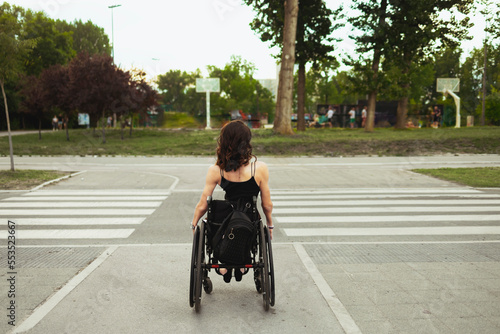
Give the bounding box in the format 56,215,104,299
68,52,130,143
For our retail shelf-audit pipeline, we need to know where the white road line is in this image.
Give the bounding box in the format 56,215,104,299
0,201,162,208
0,229,135,239
12,246,118,334
23,190,170,196
272,194,500,200
273,206,500,214
276,215,500,224
0,209,155,216
284,226,500,237
271,188,480,195
294,243,361,334
273,199,500,207
10,218,146,225
4,196,168,201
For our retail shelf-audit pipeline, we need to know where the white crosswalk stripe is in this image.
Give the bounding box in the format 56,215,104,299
0,190,167,240
273,188,500,239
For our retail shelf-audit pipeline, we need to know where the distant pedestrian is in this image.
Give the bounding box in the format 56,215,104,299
52,115,58,131
107,116,113,128
326,105,335,128
361,106,367,128
348,107,356,129
432,106,441,128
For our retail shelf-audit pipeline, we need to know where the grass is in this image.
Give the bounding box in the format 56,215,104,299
0,170,71,190
413,167,500,187
162,112,203,129
1,126,499,157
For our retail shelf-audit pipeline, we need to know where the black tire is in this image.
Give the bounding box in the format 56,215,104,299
254,270,262,293
259,222,270,311
265,226,275,307
194,221,205,312
203,276,213,294
189,226,200,308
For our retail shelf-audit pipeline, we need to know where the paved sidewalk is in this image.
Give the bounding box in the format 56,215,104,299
8,245,346,334
307,242,500,333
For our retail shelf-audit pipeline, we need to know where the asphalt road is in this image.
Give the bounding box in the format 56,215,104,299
1,155,500,333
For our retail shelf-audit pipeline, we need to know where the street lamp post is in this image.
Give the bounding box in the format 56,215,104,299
108,4,121,61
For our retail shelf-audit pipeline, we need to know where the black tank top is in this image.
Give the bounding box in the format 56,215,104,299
220,162,260,201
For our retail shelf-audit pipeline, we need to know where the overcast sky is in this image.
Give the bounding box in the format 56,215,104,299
9,0,488,81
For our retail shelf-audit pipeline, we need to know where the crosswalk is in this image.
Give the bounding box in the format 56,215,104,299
272,188,500,239
0,189,168,241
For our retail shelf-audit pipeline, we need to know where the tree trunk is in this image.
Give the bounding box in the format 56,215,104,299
396,95,409,129
274,0,299,135
297,62,306,131
366,91,377,131
481,41,487,126
129,118,133,137
395,56,411,129
38,117,42,140
365,0,387,133
102,110,106,144
1,79,15,171
274,72,283,127
66,124,70,141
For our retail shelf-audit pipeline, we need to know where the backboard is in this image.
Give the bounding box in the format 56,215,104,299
436,78,459,93
196,78,220,93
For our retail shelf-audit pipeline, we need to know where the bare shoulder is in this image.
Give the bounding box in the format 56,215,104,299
255,161,269,181
255,160,269,172
207,164,222,182
208,164,220,174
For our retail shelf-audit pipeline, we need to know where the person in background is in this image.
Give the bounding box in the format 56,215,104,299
326,105,335,128
361,106,367,128
52,115,58,131
348,107,356,129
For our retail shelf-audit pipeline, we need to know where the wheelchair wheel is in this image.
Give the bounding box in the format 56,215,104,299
203,275,213,294
265,226,275,307
189,225,200,308
258,222,270,311
194,221,205,312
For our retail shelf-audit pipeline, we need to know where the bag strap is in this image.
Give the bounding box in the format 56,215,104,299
211,202,234,248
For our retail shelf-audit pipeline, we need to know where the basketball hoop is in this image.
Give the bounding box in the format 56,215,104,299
436,78,461,128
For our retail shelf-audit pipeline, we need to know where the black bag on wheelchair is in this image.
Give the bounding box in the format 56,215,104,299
211,201,256,264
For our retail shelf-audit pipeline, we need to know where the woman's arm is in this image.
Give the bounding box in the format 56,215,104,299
191,165,220,230
256,161,274,239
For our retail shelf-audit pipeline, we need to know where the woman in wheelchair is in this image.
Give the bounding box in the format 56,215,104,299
191,120,274,283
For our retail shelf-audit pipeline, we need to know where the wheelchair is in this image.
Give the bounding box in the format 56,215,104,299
189,196,275,312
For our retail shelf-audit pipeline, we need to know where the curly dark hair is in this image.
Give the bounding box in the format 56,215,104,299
216,120,254,172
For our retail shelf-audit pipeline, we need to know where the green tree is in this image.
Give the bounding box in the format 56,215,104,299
347,0,388,132
0,2,36,171
57,19,111,56
386,0,474,129
459,47,483,117
245,0,341,132
461,43,500,124
245,0,299,134
21,10,74,76
157,69,199,112
485,87,500,125
207,56,275,122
